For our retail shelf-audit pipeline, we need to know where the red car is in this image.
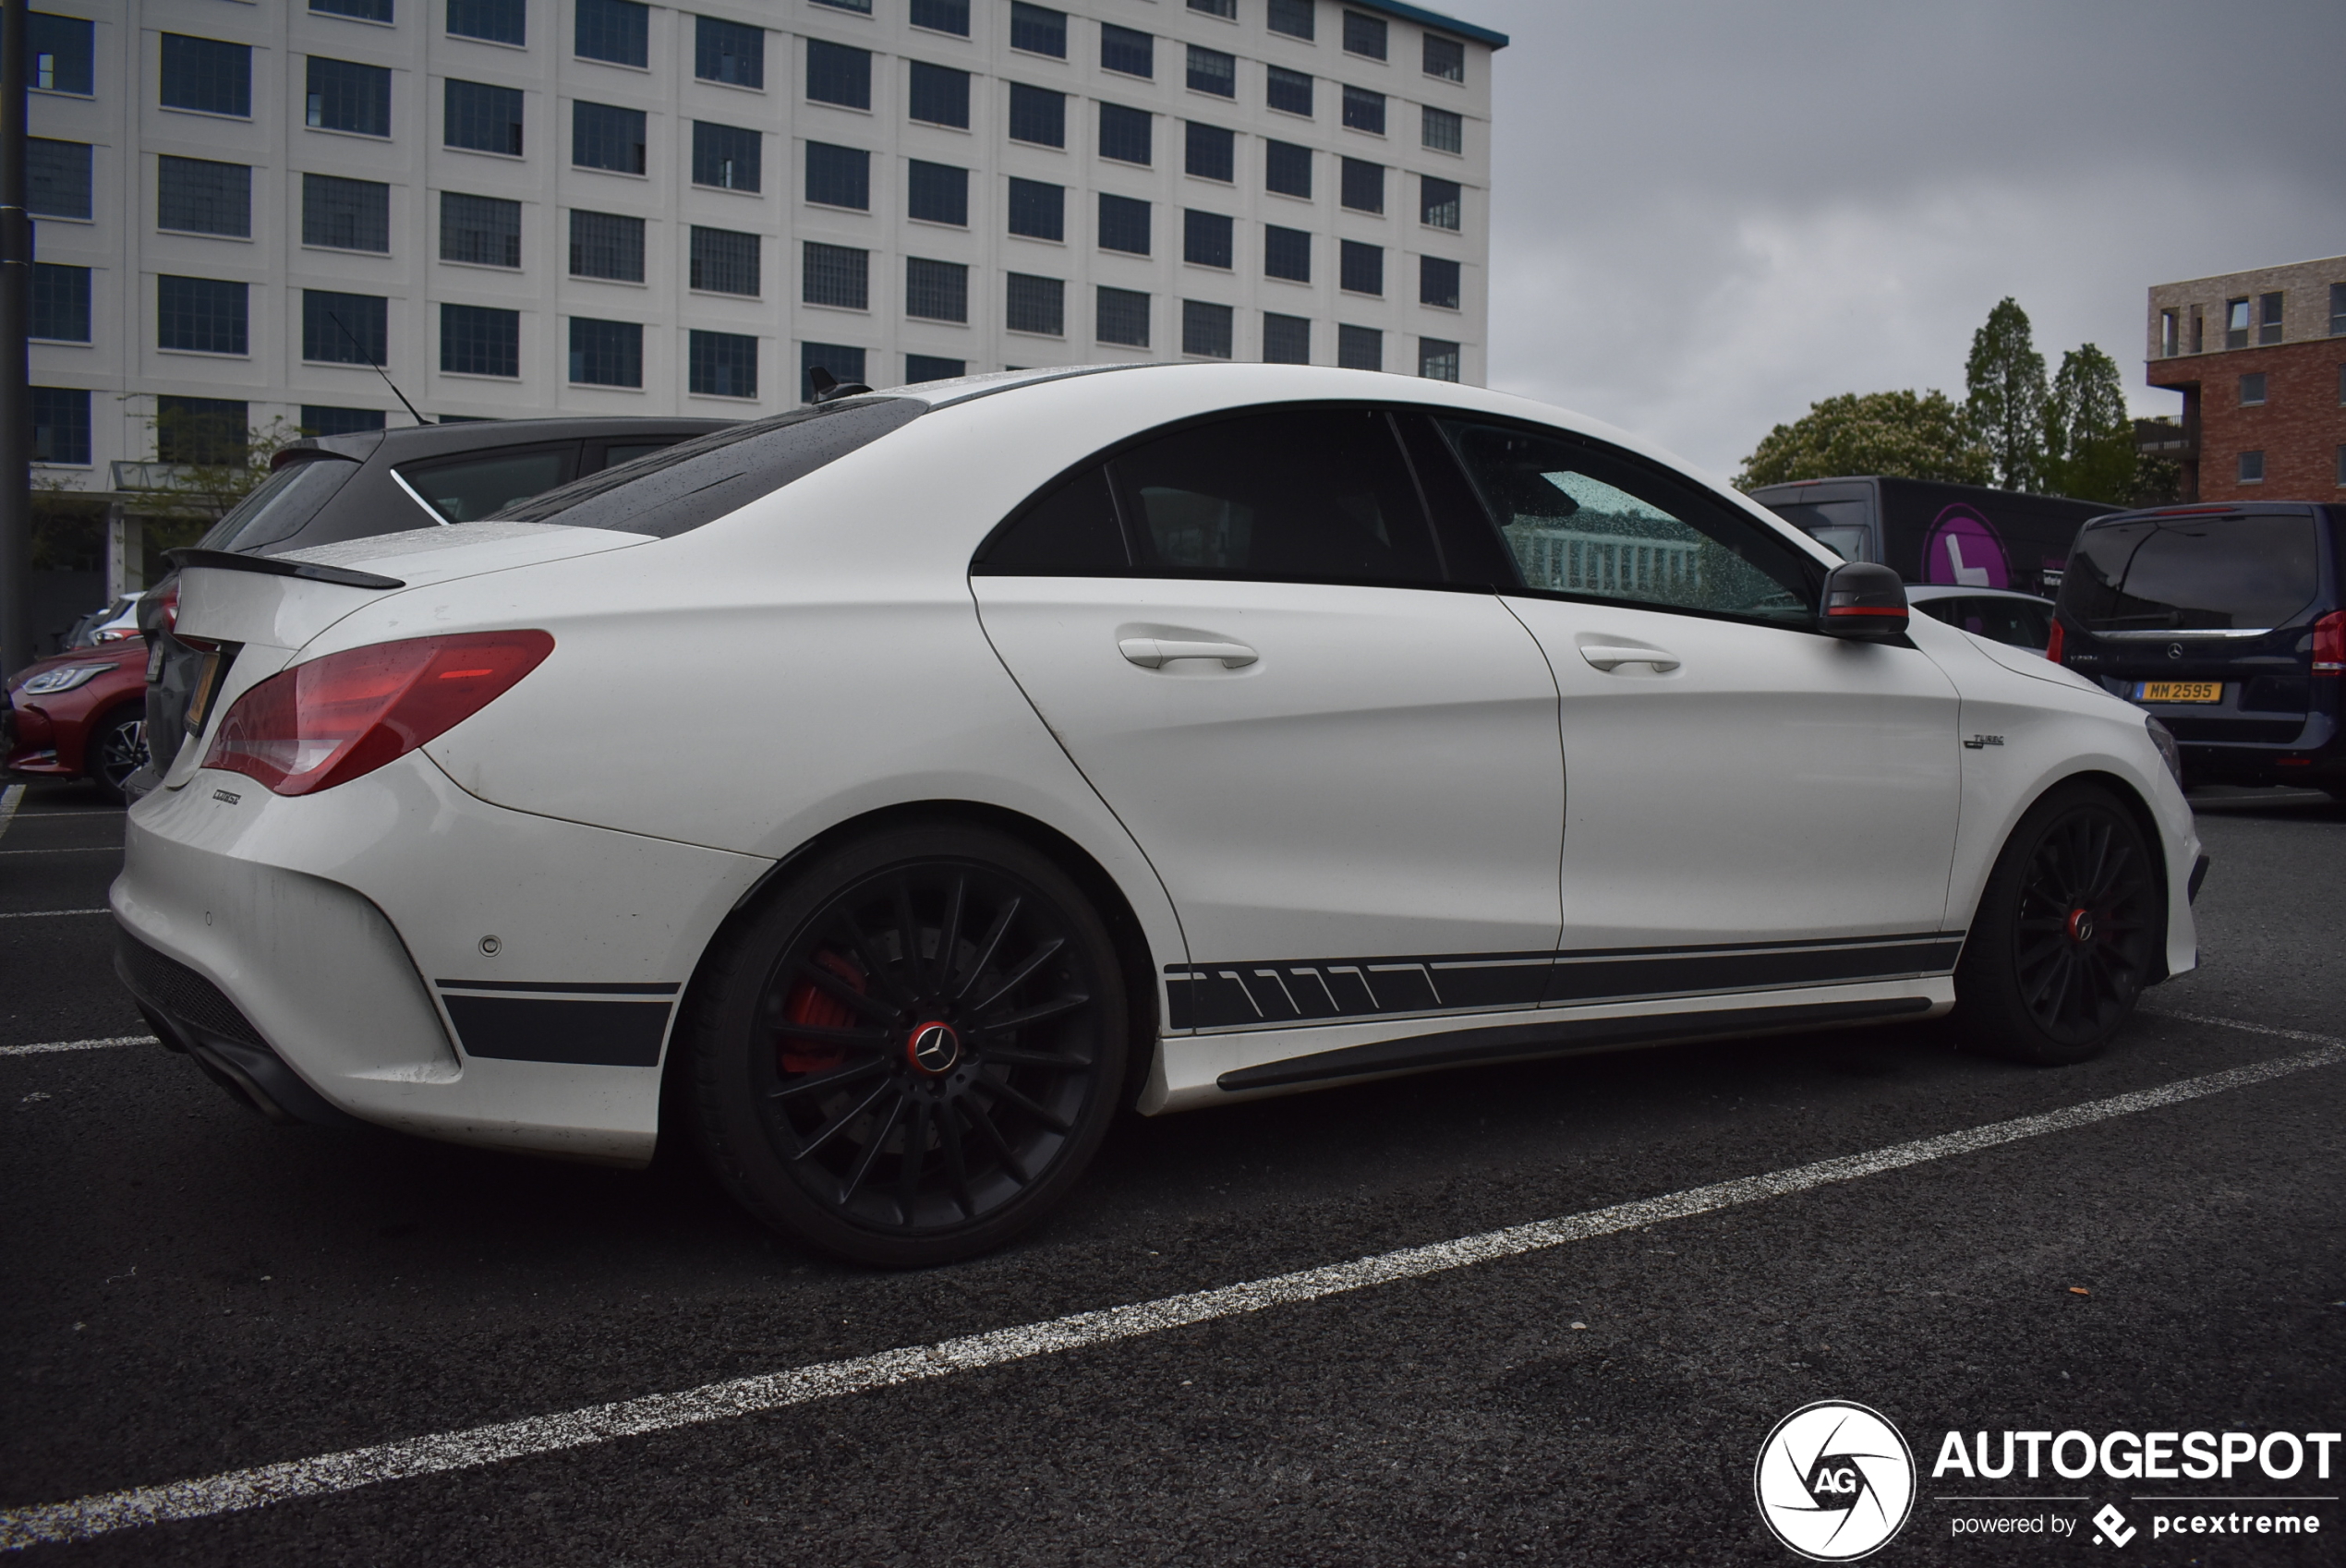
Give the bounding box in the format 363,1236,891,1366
6,639,149,804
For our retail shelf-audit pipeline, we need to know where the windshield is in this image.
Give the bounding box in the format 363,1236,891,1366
490,398,925,537
2060,513,2321,633
1764,500,1873,561
200,456,362,551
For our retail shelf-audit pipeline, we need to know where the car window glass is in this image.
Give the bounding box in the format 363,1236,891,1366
1443,420,1815,624
596,440,672,470
199,456,361,550
1765,499,1872,563
398,446,579,523
2059,514,2320,632
1107,407,1442,585
973,465,1130,574
1393,410,1518,586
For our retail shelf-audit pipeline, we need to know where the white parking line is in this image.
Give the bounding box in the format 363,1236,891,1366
0,782,22,841
3,1011,2338,1551
0,1036,156,1058
0,908,113,921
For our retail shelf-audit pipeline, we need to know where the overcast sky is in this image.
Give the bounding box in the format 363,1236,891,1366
1445,0,2346,482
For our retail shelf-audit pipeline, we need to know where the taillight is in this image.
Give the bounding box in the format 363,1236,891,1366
154,581,180,634
203,630,553,796
2045,619,2066,663
2315,610,2344,676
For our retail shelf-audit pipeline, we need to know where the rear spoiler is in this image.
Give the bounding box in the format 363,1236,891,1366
166,548,406,591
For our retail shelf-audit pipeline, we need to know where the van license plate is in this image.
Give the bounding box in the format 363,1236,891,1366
2134,681,2221,703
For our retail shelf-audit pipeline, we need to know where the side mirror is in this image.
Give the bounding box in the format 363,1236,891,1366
1819,561,1909,642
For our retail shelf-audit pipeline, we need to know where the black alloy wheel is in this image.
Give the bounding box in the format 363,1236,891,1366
91,706,150,806
1950,782,2160,1065
686,824,1128,1267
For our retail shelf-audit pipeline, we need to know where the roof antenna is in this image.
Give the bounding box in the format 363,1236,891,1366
327,310,430,428
805,365,872,404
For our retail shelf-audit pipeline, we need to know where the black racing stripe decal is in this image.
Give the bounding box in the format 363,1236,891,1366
1215,997,1935,1092
1165,935,1964,1031
441,995,673,1067
435,979,682,995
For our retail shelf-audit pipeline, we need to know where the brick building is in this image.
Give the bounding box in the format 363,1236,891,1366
2144,255,2346,502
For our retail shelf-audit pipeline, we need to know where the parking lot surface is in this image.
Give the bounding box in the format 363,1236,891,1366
4,779,2342,1564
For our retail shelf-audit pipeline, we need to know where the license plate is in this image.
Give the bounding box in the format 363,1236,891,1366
183,651,223,731
2134,681,2221,703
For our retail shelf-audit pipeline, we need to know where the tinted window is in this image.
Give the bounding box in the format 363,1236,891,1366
1109,408,1442,585
399,446,578,523
975,466,1127,574
1764,499,1872,562
1444,421,1815,624
2060,513,2322,633
1917,596,2050,649
490,398,925,537
200,456,362,550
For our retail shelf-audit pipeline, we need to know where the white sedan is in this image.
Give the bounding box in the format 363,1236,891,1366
114,365,2206,1266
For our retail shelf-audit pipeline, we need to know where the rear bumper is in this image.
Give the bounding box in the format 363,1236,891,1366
115,929,360,1128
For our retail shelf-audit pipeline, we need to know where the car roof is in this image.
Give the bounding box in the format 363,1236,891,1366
282,416,739,468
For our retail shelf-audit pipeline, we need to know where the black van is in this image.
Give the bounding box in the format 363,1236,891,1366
1749,476,2116,597
2052,502,2344,798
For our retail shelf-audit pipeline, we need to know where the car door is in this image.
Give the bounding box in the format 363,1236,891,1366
1430,416,1965,992
971,405,1566,1031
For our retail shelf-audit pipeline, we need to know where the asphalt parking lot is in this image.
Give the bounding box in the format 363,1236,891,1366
4,778,2342,1565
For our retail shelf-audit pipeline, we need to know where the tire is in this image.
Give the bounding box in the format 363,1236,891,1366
89,705,149,807
684,823,1130,1268
1948,781,2161,1065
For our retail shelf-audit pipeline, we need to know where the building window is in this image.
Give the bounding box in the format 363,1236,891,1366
906,257,969,323
1184,209,1232,269
694,122,761,189
1421,255,1460,309
1419,337,1459,380
2159,308,2179,357
30,388,91,465
689,331,757,398
911,0,970,37
804,242,869,309
1187,45,1235,97
1182,299,1233,358
1424,32,1465,81
569,210,644,281
690,226,760,295
1343,12,1387,59
1097,286,1150,348
1102,24,1153,78
441,191,521,267
2238,450,2264,484
27,139,91,219
1337,323,1381,370
307,57,392,136
441,303,520,376
28,13,94,94
302,289,388,364
807,41,872,109
308,174,393,252
155,397,249,464
2225,296,2250,350
1339,240,1382,296
2239,372,2267,407
2259,291,2284,345
1191,0,1239,18
1186,121,1235,182
445,79,524,155
2331,283,2346,336
157,276,248,355
315,0,395,21
1422,105,1462,154
161,34,251,117
30,263,90,342
1340,157,1383,213
1264,313,1310,364
573,102,647,172
1265,140,1312,199
1010,83,1066,147
1097,105,1155,168
907,353,965,381
1266,65,1312,116
304,405,387,436
1009,177,1064,240
2190,308,2203,354
1342,85,1385,135
1098,193,1151,256
1264,225,1310,283
569,317,642,386
158,157,251,237
448,0,526,46
805,141,869,209
2338,445,2346,487
909,62,971,127
907,161,968,225
1006,273,1064,336
1010,3,1067,58
812,0,873,13
695,17,763,88
1267,0,1313,41
575,0,647,66
1421,175,1461,230
801,343,865,403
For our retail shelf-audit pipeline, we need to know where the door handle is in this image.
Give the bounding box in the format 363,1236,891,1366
1578,645,1681,672
1119,636,1258,669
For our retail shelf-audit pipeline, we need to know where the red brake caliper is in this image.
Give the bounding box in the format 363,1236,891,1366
778,949,865,1073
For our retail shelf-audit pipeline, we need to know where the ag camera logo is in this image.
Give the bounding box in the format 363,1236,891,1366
1756,1400,1917,1561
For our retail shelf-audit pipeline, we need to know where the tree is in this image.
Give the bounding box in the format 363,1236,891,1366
2041,344,2137,504
1964,297,2048,492
1734,390,1991,490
